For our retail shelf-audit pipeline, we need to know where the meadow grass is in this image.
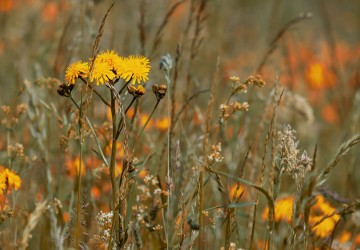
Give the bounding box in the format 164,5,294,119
0,0,359,249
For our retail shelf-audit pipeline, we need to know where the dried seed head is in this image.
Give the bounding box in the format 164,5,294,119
276,125,312,180
229,76,240,83
57,83,74,97
159,53,173,72
128,85,146,98
152,84,167,100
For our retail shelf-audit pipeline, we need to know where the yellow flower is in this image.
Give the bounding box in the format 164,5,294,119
0,168,21,194
96,50,125,78
263,195,294,223
91,60,116,85
309,195,340,238
155,117,170,131
120,55,150,84
66,156,86,177
65,61,89,85
262,194,340,239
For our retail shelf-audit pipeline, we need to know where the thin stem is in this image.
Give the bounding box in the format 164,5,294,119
115,96,137,140
109,89,119,248
138,99,161,139
75,92,84,248
119,78,133,95
79,77,110,107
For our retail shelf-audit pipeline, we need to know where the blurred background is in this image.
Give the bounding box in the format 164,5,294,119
0,0,359,249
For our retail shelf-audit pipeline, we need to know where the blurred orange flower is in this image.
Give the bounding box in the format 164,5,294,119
262,195,294,223
91,186,101,199
42,2,58,23
309,195,340,238
337,231,351,243
228,183,245,200
321,104,339,124
262,195,339,238
62,212,69,222
65,156,85,177
155,117,169,131
305,62,335,90
0,0,14,12
140,114,153,130
354,234,360,246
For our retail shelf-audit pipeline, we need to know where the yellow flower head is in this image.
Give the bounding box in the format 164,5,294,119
120,55,150,84
0,168,21,194
65,61,89,85
96,50,124,78
309,195,340,238
262,195,294,223
91,60,116,85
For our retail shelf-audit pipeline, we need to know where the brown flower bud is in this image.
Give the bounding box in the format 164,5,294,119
152,84,167,100
57,83,74,97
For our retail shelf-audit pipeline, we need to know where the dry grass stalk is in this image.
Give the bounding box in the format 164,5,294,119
256,12,313,73
20,200,48,250
318,133,360,184
151,1,185,55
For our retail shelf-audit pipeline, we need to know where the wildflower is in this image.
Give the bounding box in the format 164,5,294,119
57,83,74,97
155,117,169,131
96,50,124,78
244,75,266,87
305,62,335,90
152,84,167,100
207,142,224,163
128,85,146,98
0,0,14,13
120,55,150,84
309,195,340,238
229,76,240,83
228,183,245,200
65,61,89,85
276,125,311,180
262,195,294,223
337,231,351,243
65,156,85,177
90,60,116,85
262,194,340,238
0,168,21,194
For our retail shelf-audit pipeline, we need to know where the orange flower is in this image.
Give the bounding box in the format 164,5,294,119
354,234,360,246
262,195,340,238
0,0,14,12
65,156,86,177
155,117,169,131
228,183,245,200
321,104,339,124
262,195,294,223
138,169,147,179
91,186,101,199
140,114,153,130
305,62,335,90
309,195,340,238
42,2,58,22
337,231,351,243
63,212,69,222
0,167,21,194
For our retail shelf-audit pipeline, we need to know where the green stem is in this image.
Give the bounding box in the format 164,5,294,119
115,96,137,140
137,99,161,139
108,89,119,249
79,77,110,107
75,92,84,248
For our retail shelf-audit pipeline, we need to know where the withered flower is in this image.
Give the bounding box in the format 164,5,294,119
152,84,167,100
